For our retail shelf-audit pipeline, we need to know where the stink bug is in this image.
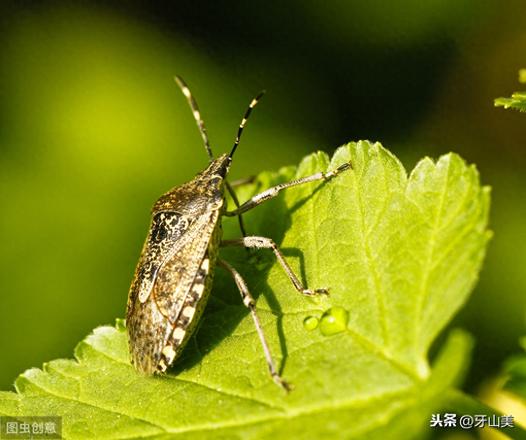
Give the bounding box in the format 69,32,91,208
126,76,352,390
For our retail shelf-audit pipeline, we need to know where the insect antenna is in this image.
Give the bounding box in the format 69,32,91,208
229,90,265,159
174,75,214,162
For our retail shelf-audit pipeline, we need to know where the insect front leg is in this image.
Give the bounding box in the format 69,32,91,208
225,181,248,237
228,176,256,188
222,237,328,296
217,259,292,392
224,162,352,217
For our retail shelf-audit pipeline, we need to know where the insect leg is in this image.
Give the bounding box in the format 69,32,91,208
217,259,292,392
224,162,352,216
222,237,328,296
225,181,248,238
228,176,256,188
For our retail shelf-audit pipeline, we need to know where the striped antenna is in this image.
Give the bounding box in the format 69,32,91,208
174,75,214,162
229,90,265,159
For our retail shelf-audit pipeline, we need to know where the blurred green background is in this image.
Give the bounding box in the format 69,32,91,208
0,0,525,402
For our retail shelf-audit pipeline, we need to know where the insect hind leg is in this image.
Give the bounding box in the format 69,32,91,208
218,259,292,392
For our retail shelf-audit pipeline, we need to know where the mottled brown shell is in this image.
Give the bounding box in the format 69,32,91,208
126,154,230,374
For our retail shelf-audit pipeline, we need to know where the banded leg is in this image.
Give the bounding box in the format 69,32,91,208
224,162,352,217
222,236,328,296
218,259,292,392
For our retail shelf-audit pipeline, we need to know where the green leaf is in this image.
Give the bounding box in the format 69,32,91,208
504,337,526,400
495,94,526,112
0,142,491,439
455,336,526,439
444,390,526,439
495,69,526,112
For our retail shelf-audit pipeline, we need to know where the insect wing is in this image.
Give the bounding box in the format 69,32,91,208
127,209,219,373
130,212,188,303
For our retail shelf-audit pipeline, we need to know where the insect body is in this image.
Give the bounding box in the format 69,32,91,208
126,76,352,390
